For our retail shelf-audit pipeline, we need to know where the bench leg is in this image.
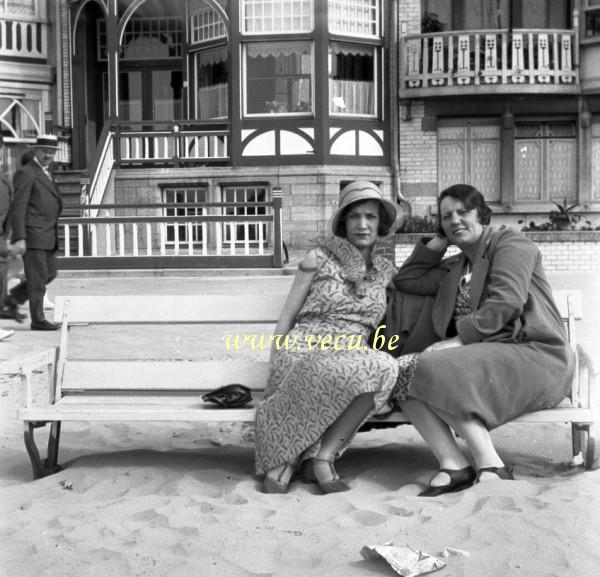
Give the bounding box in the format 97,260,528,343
46,421,62,471
24,422,63,480
571,422,586,459
584,423,599,471
571,423,599,471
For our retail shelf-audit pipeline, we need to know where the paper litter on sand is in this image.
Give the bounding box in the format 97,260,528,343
361,543,446,577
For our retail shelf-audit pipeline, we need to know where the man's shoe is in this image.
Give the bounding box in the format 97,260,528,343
3,298,25,323
31,319,59,331
0,308,26,321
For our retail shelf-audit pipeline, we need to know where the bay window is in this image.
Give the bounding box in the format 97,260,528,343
244,42,313,115
329,43,375,116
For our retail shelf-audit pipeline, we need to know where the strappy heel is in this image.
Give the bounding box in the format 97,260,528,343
300,458,350,494
419,466,476,497
262,463,296,494
476,466,514,482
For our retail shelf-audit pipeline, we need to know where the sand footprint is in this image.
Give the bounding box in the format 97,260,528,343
334,508,388,528
386,504,415,517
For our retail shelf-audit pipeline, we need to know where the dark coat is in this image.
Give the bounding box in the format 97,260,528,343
392,227,574,429
0,173,11,236
11,160,62,251
0,173,11,257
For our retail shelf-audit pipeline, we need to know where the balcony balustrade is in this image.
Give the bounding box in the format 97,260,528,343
400,28,578,97
115,122,229,167
0,18,46,59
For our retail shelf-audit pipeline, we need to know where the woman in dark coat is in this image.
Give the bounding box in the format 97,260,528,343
391,184,574,496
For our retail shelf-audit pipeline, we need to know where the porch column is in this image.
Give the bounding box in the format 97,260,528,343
106,0,119,122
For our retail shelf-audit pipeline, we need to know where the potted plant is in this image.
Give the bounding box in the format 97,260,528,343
548,199,580,230
520,198,581,231
421,12,446,33
397,214,438,234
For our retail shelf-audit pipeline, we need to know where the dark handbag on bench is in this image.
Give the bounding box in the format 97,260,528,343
202,384,253,408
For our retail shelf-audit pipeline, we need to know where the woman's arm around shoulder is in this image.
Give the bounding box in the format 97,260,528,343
393,235,451,295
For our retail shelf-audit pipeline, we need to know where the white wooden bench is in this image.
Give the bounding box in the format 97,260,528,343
3,290,598,479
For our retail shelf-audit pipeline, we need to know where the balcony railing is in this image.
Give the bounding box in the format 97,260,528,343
400,28,578,96
0,18,47,59
57,198,284,269
114,122,229,167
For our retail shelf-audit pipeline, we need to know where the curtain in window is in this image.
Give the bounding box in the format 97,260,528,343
197,49,228,119
329,43,374,115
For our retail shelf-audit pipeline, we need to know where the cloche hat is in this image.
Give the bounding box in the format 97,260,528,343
35,134,59,149
330,180,399,237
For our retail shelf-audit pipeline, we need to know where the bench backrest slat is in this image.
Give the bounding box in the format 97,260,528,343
52,289,584,407
62,360,270,391
54,295,287,324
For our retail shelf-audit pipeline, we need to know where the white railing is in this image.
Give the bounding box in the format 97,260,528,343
80,127,115,218
401,28,578,91
0,18,47,59
117,126,229,164
86,133,115,215
58,197,284,268
62,220,271,258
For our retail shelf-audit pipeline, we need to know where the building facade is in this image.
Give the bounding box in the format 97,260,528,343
1,0,599,254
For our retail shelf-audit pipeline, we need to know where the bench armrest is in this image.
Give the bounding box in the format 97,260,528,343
577,344,599,411
0,348,57,409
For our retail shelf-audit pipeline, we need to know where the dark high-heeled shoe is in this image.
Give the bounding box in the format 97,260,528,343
476,466,514,482
419,466,476,497
300,458,350,494
262,463,296,494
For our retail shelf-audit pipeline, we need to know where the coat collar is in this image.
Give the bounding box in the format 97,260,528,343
30,161,60,198
469,226,495,309
434,227,495,332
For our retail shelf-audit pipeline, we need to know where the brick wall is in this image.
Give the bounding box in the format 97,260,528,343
114,167,396,250
395,232,600,271
399,101,437,185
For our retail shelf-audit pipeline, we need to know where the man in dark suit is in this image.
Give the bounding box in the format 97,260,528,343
5,135,63,330
0,136,23,337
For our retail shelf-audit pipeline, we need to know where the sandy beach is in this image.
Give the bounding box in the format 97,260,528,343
1,273,599,577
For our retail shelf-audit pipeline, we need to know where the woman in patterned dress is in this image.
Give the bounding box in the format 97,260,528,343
255,181,401,494
390,184,574,496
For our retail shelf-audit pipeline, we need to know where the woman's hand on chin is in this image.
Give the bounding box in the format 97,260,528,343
424,336,464,353
425,234,449,252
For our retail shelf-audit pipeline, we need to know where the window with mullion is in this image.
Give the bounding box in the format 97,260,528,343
221,185,270,245
194,48,229,119
162,187,207,247
438,124,501,202
329,42,376,116
328,0,380,37
514,122,576,203
244,41,313,116
242,0,313,34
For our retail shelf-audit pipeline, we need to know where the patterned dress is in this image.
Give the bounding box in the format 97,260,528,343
392,274,476,404
254,236,399,475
